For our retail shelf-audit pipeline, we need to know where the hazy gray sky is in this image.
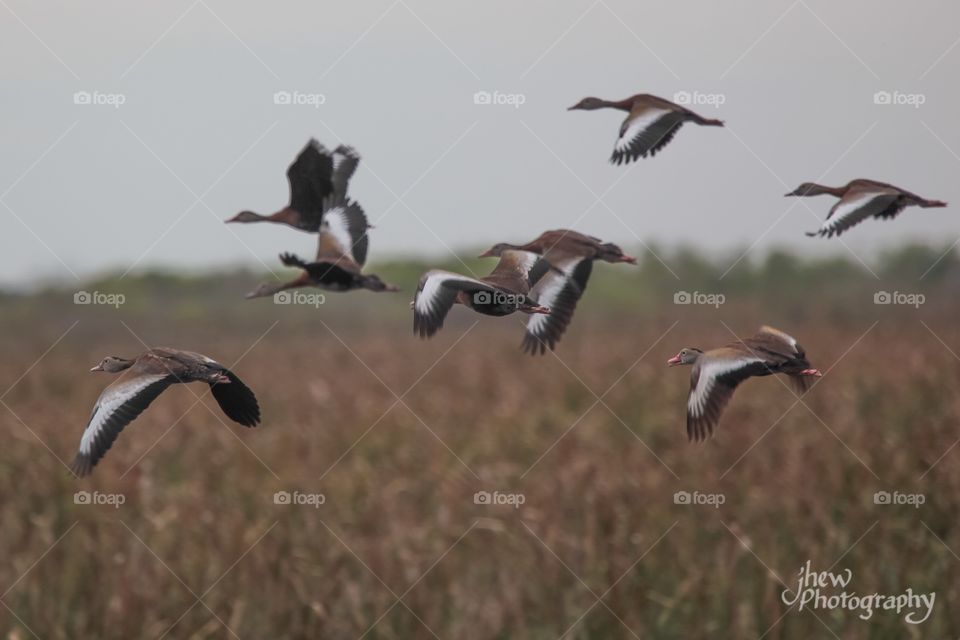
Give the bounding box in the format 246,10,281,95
1,0,957,286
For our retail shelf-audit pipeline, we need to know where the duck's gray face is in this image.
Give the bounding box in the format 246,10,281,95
568,97,603,111
667,348,702,367
225,210,261,223
785,182,817,197
90,356,131,372
599,243,637,264
478,243,513,259
244,283,276,299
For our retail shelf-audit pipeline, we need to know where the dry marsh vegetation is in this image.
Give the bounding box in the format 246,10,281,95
1,247,959,638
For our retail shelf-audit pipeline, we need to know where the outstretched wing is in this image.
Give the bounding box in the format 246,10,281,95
611,107,684,165
331,145,360,201
413,270,495,338
287,139,335,230
317,200,370,267
209,370,261,427
71,374,173,476
807,193,901,238
522,257,593,355
686,357,763,441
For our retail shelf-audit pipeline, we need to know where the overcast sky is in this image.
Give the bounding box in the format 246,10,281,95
1,0,957,287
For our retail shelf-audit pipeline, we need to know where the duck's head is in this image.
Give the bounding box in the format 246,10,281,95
478,242,517,259
597,242,637,265
667,348,703,367
363,275,401,292
568,97,606,111
785,182,822,197
225,210,263,223
90,356,134,373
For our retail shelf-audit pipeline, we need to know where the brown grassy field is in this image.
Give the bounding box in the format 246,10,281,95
1,253,959,639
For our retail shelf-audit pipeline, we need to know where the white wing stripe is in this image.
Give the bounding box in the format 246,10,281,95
415,271,483,315
79,374,169,454
820,194,886,232
615,109,672,152
688,358,761,417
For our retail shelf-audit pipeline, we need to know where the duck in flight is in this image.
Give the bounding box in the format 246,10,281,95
412,250,552,339
245,200,399,297
226,139,361,232
72,348,260,477
667,327,821,441
786,178,947,238
568,93,724,165
479,230,636,354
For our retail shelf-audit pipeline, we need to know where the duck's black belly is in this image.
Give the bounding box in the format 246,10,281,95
305,263,362,291
472,302,519,317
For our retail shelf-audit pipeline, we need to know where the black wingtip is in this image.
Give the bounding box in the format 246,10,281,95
70,453,93,478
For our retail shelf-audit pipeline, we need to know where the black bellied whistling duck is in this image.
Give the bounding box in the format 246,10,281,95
479,229,636,355
72,349,261,477
226,140,360,232
568,93,724,165
786,178,947,238
245,201,398,297
667,326,821,441
412,250,552,338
